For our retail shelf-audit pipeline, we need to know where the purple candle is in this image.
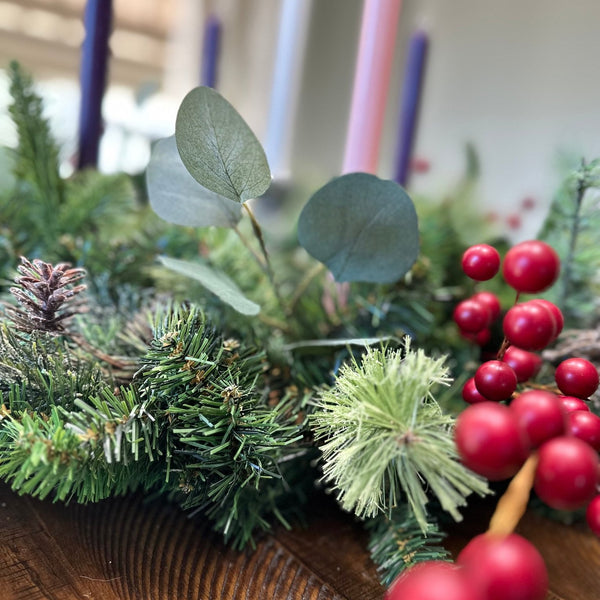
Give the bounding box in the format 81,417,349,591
201,15,221,88
394,30,429,187
77,0,113,170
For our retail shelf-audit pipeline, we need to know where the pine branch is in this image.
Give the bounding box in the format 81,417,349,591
366,503,450,587
311,340,490,530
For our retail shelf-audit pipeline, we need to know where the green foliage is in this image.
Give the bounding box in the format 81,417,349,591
297,174,419,283
157,255,260,315
366,504,450,587
311,341,489,530
175,86,272,202
147,136,242,228
538,158,600,326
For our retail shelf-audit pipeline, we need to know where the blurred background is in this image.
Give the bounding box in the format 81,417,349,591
1,0,600,240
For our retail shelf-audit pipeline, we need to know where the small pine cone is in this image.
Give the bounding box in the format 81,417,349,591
4,256,87,334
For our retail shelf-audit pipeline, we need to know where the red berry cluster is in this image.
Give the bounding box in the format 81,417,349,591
386,533,547,600
454,240,600,530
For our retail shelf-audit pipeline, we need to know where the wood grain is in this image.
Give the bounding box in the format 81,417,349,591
1,482,599,600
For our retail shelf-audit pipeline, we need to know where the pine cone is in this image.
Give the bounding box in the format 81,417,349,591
5,256,87,334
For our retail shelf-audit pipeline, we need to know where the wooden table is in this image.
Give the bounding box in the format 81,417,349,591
1,483,598,599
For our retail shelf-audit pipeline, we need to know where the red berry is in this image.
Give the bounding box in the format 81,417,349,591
586,495,600,537
386,561,481,600
474,360,518,401
472,291,502,321
462,377,487,404
509,390,565,448
461,328,492,347
529,299,563,340
555,357,599,399
453,299,490,333
502,240,560,293
566,410,600,451
503,301,557,351
558,395,590,413
458,533,548,600
455,402,528,480
534,436,599,510
501,346,543,383
462,244,501,281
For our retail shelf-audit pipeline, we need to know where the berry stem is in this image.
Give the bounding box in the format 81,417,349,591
487,453,538,536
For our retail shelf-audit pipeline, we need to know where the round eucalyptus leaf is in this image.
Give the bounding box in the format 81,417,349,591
146,136,242,228
158,256,260,316
297,173,419,283
175,86,271,203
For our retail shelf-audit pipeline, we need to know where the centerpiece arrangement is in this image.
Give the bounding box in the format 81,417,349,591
1,63,599,600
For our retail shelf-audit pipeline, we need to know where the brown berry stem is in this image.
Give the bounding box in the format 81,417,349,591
487,453,538,536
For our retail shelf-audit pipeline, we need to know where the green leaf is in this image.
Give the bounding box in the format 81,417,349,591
297,173,419,283
175,86,271,203
158,255,260,315
146,136,242,228
283,336,401,352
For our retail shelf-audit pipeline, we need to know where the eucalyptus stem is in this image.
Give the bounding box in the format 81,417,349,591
242,202,288,314
232,224,266,268
289,262,326,313
559,161,587,312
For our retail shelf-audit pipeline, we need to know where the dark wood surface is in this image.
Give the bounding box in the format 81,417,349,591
1,483,598,600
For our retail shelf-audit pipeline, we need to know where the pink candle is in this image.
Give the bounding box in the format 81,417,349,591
342,0,402,174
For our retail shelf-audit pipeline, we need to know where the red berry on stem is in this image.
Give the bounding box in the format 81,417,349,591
509,390,565,448
453,299,490,333
386,561,481,600
503,301,557,351
534,436,599,510
566,410,600,451
462,377,487,404
502,346,543,383
455,402,528,480
529,299,563,340
558,395,590,413
586,495,600,537
474,360,518,401
462,244,501,281
555,357,599,399
472,291,502,321
458,533,548,600
502,240,560,293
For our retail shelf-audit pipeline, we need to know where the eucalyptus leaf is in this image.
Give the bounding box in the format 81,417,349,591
158,256,260,316
146,136,242,228
297,173,419,283
175,86,271,203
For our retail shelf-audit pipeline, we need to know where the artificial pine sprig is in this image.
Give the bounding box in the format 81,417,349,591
366,504,450,587
311,339,489,530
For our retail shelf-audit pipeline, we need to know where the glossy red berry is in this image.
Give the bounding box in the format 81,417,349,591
558,395,590,413
501,346,542,383
462,377,487,404
474,360,518,401
534,436,599,510
503,301,557,351
458,533,548,600
555,358,599,399
509,390,565,448
586,495,600,537
472,291,501,320
453,299,490,333
566,410,600,451
529,299,563,340
455,402,528,480
502,240,560,293
386,561,481,600
462,244,501,281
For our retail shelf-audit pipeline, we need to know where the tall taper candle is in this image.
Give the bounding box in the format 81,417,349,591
201,14,221,88
342,0,402,174
394,30,428,187
77,0,113,170
264,0,313,179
